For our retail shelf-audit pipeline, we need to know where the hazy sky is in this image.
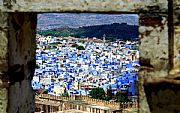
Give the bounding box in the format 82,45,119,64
37,13,139,30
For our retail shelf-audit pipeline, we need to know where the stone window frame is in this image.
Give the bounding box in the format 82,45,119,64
0,0,179,113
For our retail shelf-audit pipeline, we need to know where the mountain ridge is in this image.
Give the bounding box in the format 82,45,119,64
37,23,138,41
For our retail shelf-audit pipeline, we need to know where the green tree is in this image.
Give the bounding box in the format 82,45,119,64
80,36,86,38
105,85,113,101
132,45,139,50
62,88,69,97
77,46,85,50
71,44,79,48
71,44,85,50
43,90,48,94
80,40,85,44
116,91,131,102
35,64,40,69
89,88,106,100
62,92,69,97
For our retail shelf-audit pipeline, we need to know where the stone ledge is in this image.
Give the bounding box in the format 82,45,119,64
0,0,168,12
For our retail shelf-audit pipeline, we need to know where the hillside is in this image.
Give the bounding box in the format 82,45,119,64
37,23,139,41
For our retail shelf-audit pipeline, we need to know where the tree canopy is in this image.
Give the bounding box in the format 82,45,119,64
89,88,106,100
116,91,131,102
71,44,85,50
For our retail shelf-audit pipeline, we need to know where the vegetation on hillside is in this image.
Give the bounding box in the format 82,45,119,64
37,23,138,41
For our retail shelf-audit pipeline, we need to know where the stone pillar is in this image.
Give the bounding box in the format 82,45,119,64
78,105,80,110
40,105,43,112
104,110,107,113
62,104,64,111
52,106,54,112
47,105,49,113
49,105,51,113
96,108,98,113
77,105,79,110
48,105,50,113
100,109,104,113
58,104,62,111
170,0,180,74
8,13,37,113
87,107,90,112
72,104,74,109
139,13,169,113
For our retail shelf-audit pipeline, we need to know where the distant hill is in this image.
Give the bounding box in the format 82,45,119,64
37,23,139,41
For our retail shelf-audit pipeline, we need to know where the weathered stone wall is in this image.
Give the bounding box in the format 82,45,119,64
170,0,180,75
0,12,8,113
139,13,169,113
37,94,138,110
1,0,168,12
139,13,169,75
36,94,137,113
8,13,37,113
0,0,179,113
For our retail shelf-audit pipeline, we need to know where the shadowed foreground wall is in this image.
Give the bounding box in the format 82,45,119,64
0,0,179,113
8,13,37,113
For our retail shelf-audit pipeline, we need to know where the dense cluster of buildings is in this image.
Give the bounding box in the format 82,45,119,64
32,34,139,96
